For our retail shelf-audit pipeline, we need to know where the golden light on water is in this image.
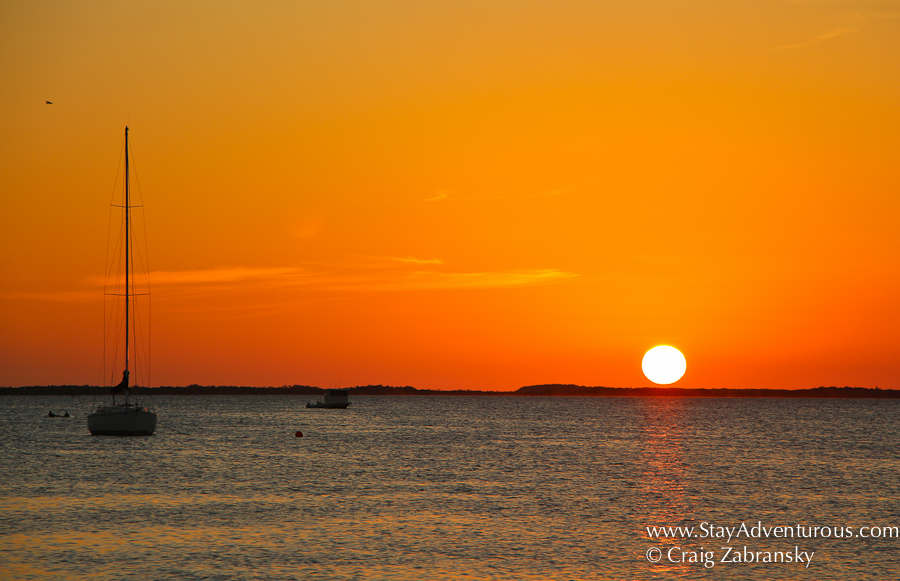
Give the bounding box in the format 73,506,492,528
642,346,687,385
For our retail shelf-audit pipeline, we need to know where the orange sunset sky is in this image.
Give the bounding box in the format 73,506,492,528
1,1,899,390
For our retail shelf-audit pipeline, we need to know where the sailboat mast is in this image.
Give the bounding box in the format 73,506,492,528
124,126,130,399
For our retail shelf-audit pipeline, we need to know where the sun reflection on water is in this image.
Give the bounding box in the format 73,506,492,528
634,398,697,578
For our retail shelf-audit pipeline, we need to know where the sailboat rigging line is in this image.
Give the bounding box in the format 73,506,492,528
103,172,127,385
99,213,114,388
103,139,126,307
98,294,106,389
148,296,152,389
125,126,131,400
101,208,119,388
128,143,152,304
131,284,149,388
126,133,153,389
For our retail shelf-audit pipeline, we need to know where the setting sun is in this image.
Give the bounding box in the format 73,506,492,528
642,346,687,385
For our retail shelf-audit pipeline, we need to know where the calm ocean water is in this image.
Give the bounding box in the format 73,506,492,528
2,395,899,580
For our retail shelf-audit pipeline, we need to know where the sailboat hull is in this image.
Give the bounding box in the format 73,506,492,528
88,405,157,436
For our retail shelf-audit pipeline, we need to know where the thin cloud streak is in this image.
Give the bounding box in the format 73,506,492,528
7,264,576,304
83,266,302,286
423,191,450,201
423,190,563,202
144,264,578,293
142,267,302,285
3,290,100,303
321,268,578,292
4,267,308,303
775,25,863,49
386,256,444,265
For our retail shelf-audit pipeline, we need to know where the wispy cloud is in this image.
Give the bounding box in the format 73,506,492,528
317,268,577,293
3,290,99,303
423,191,450,202
385,256,444,265
376,269,578,291
770,7,900,50
4,267,308,303
775,24,863,49
141,263,577,295
423,189,563,202
139,267,301,286
7,261,577,304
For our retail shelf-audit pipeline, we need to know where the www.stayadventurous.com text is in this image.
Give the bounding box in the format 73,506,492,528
643,521,899,569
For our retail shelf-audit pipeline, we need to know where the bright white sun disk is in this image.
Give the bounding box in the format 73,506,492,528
642,346,686,385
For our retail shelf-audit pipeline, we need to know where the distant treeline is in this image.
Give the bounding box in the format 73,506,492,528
513,384,900,398
2,383,898,398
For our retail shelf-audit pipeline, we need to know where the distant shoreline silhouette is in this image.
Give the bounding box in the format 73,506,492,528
3,384,897,398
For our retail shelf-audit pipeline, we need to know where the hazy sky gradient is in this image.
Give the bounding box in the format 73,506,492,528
2,0,899,389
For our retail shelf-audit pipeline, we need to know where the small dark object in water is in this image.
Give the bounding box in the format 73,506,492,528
295,431,303,438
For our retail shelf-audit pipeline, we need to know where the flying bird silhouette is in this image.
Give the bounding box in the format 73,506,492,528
45,101,53,104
